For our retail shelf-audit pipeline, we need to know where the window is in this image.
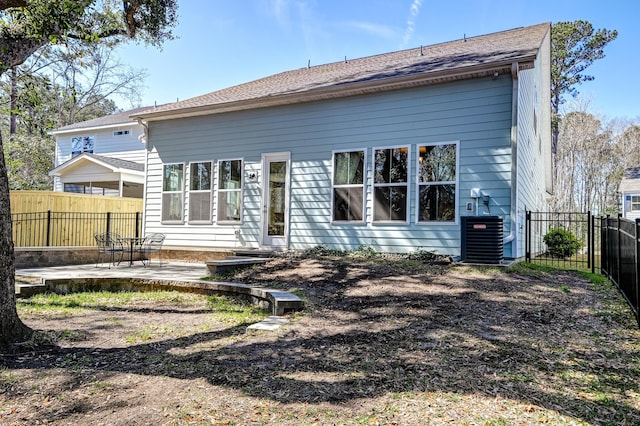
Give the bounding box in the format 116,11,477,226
417,142,457,222
217,159,243,223
332,150,365,222
71,136,94,157
373,146,409,222
632,195,640,212
113,130,130,136
188,161,212,223
161,163,184,223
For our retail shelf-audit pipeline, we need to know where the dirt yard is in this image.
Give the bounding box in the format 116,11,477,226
2,254,639,425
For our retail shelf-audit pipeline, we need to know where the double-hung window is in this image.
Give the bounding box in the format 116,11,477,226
217,159,243,223
417,142,457,222
632,195,640,212
161,163,185,223
332,150,365,222
188,161,213,223
373,146,409,222
71,136,94,157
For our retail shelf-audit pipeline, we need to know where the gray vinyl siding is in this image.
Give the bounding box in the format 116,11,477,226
145,76,514,254
514,29,552,258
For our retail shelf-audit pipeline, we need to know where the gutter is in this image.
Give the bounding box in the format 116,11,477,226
49,121,138,136
504,62,519,253
131,59,536,122
137,118,150,237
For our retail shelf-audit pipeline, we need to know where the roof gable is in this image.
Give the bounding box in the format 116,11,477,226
620,167,640,193
50,153,144,176
51,106,154,134
134,22,550,121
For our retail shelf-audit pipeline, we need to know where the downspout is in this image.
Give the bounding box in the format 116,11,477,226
504,62,518,256
137,118,149,234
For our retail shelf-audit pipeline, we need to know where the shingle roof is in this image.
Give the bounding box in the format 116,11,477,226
87,154,145,172
619,167,640,192
52,106,154,133
133,22,550,121
52,153,144,173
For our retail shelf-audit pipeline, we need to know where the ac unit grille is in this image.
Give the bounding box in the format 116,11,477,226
461,216,504,264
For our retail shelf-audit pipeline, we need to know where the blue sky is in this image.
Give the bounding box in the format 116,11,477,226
114,0,638,119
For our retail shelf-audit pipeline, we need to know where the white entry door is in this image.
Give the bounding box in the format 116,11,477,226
261,153,290,248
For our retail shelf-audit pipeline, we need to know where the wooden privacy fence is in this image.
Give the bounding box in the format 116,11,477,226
601,216,640,327
12,211,142,247
10,191,142,215
9,191,144,247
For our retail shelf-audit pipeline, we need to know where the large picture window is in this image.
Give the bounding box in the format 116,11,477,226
217,159,243,223
161,163,184,223
332,150,365,222
188,161,213,223
417,142,457,222
373,146,409,222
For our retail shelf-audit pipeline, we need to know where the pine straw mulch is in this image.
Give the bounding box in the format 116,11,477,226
1,253,639,425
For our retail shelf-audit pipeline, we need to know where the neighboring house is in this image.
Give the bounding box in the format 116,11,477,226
619,167,640,220
49,106,151,198
132,23,553,259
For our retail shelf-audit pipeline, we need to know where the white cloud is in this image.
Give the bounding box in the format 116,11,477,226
402,0,423,47
343,21,397,39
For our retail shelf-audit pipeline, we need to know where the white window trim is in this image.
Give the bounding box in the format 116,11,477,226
331,148,367,224
415,141,460,225
187,160,214,224
161,162,186,224
216,158,244,224
372,144,410,224
631,195,640,212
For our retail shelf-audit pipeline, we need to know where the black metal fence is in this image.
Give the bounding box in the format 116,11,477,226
601,216,640,327
11,211,142,247
525,211,599,273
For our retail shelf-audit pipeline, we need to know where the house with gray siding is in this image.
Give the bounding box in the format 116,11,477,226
132,22,552,260
49,106,150,198
619,167,640,220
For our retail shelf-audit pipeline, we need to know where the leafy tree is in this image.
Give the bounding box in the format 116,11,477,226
3,132,54,189
0,0,178,347
551,20,617,154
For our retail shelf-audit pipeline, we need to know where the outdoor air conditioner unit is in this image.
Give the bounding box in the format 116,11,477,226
461,216,504,264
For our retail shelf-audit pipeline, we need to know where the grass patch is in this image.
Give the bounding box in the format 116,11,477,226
205,294,270,323
17,290,207,317
18,290,269,326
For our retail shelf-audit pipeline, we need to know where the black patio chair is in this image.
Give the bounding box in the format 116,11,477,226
94,232,124,268
137,233,166,266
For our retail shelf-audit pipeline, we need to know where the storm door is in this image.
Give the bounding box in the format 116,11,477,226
261,153,290,248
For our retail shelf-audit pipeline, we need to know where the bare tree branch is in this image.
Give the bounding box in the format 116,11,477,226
0,0,26,10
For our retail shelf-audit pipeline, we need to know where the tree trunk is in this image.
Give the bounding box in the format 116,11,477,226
9,67,17,135
0,130,33,346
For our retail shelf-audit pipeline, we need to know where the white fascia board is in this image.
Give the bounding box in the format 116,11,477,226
49,121,139,136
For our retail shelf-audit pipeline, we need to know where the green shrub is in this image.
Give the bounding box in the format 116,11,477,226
543,228,582,258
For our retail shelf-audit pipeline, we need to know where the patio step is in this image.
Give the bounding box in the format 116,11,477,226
15,276,46,297
232,249,273,258
205,256,268,275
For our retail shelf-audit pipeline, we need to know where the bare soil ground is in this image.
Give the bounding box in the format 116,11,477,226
2,254,639,425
